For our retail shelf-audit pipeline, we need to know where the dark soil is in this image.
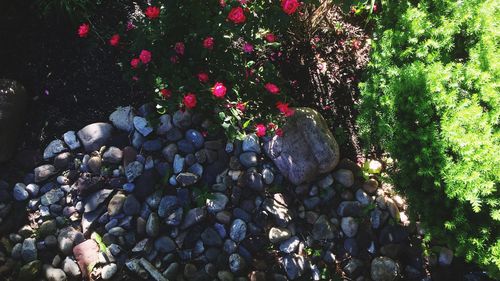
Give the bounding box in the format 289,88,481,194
0,0,146,151
282,4,371,163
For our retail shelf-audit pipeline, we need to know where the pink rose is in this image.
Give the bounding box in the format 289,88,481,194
212,82,227,98
243,43,254,53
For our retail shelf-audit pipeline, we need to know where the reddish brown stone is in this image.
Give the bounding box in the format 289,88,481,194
122,146,137,167
73,239,99,278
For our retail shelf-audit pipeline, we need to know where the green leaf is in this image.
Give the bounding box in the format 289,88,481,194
218,112,226,120
242,119,252,129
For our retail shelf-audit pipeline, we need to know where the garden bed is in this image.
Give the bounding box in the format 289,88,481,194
0,0,497,281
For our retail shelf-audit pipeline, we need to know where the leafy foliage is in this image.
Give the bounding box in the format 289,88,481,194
358,0,499,276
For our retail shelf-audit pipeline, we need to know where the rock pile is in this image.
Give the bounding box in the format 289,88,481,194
0,105,454,281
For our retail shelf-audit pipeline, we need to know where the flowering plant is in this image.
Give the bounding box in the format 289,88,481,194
81,0,318,139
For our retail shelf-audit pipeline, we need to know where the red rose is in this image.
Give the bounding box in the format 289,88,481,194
130,58,140,68
281,0,300,15
139,50,151,64
78,23,90,38
212,82,227,98
228,7,246,24
275,128,284,137
197,72,209,83
109,34,120,46
372,4,378,13
175,42,185,55
255,124,266,137
145,6,160,19
203,37,214,50
236,102,245,111
219,0,227,7
265,33,276,42
183,93,197,109
160,89,171,98
276,101,295,117
265,83,280,94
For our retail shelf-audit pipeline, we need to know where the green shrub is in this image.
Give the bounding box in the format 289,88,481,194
358,0,499,277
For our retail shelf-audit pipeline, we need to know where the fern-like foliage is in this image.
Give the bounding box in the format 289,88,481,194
358,0,499,277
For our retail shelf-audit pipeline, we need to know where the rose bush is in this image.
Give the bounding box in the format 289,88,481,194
81,0,318,139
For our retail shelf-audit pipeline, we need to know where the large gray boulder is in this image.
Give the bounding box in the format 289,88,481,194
77,123,113,152
0,79,27,162
264,107,339,185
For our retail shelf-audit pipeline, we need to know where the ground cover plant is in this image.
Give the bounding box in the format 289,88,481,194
358,0,500,277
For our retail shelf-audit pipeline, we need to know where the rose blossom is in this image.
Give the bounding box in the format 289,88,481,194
145,6,160,19
109,34,120,46
175,42,185,55
255,124,266,137
183,93,197,109
160,89,171,98
212,82,227,98
78,23,90,38
276,101,295,117
275,128,284,137
139,50,151,64
281,0,300,15
243,43,254,53
197,72,209,83
265,33,276,42
228,7,246,24
130,58,140,68
203,37,214,50
265,83,280,94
